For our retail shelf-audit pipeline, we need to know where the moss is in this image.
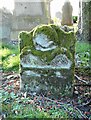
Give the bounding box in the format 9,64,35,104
19,24,76,63
33,24,59,45
21,46,73,65
20,46,53,63
50,24,76,56
19,29,34,51
50,24,65,45
19,24,76,55
51,47,73,61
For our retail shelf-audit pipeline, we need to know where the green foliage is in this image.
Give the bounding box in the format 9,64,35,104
75,41,90,67
0,42,19,72
76,41,90,53
72,16,78,23
3,54,20,71
2,87,86,119
48,107,69,118
0,48,11,58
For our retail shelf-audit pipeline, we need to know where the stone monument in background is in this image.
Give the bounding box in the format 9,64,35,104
0,8,12,41
11,0,51,39
61,0,73,26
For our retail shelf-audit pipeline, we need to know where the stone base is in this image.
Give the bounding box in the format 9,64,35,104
20,68,73,98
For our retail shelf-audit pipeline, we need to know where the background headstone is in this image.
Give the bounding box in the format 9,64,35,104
0,8,12,42
61,0,73,26
11,0,51,40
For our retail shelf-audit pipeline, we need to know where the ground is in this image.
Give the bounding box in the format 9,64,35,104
1,67,91,119
1,37,91,119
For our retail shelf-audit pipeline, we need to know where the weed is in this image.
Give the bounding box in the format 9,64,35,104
76,41,90,53
75,41,90,67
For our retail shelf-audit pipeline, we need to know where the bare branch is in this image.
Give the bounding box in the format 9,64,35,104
75,74,89,84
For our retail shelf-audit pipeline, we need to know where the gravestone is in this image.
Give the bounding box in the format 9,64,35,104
61,0,73,26
19,24,76,98
11,0,51,39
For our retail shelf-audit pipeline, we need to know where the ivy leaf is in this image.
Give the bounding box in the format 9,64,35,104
10,92,16,99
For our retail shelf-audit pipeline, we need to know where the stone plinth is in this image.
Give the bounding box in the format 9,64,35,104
19,24,76,98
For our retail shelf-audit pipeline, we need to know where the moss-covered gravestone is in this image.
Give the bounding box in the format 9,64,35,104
19,24,76,98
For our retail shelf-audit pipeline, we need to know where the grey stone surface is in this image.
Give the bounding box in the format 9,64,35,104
11,0,51,39
0,8,12,41
1,0,51,41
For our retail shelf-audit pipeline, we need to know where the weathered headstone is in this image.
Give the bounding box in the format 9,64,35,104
19,24,76,98
11,0,51,39
61,0,73,26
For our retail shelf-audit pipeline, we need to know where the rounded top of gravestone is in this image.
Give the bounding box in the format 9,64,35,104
33,25,59,45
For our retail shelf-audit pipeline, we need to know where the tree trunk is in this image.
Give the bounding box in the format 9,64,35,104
89,1,91,42
78,1,91,42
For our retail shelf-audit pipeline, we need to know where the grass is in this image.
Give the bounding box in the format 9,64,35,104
0,42,20,72
76,41,90,53
75,41,91,67
3,54,20,71
0,48,11,59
